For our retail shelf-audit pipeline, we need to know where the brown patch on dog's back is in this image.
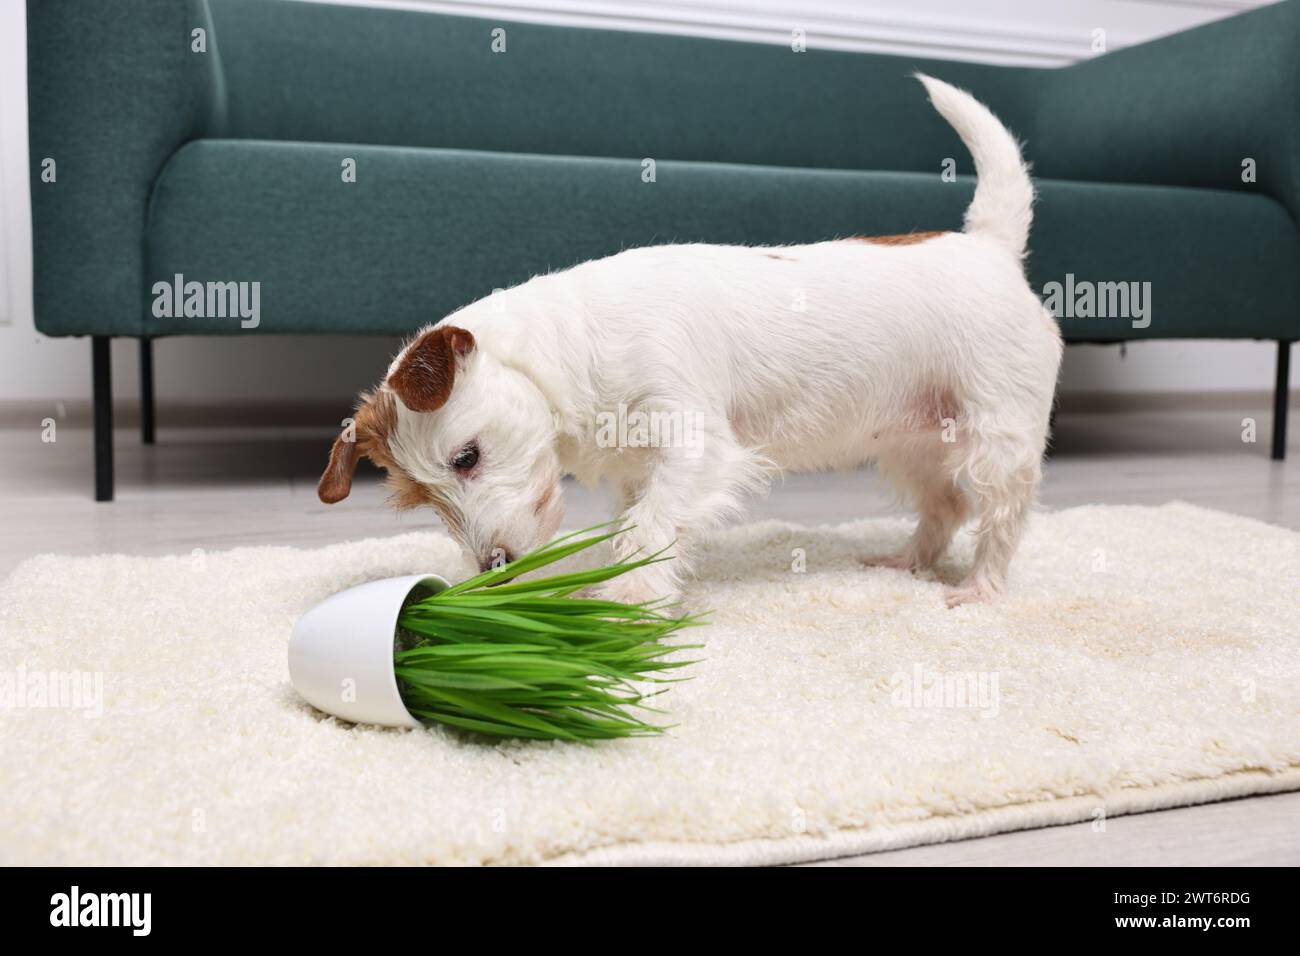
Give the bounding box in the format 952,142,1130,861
853,231,950,246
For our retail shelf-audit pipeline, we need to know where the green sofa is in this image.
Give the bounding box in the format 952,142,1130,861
27,0,1298,499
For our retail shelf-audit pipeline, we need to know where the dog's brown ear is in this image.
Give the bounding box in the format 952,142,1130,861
388,325,476,413
318,390,398,505
318,429,361,504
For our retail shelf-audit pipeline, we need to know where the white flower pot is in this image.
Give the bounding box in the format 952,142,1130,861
289,573,450,728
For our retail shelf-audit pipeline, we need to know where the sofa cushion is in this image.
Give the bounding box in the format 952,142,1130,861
144,139,1300,340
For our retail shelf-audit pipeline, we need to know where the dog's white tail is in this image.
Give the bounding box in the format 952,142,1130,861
916,73,1033,260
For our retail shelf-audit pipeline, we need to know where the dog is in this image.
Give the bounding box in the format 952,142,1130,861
318,75,1062,607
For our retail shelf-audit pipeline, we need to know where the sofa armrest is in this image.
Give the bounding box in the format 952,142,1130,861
1032,0,1300,228
27,0,225,337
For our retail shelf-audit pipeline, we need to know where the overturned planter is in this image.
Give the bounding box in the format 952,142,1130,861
289,573,449,729
284,526,704,741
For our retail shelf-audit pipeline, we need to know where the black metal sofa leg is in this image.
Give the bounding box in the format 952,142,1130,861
1274,341,1292,462
140,337,156,445
92,336,114,501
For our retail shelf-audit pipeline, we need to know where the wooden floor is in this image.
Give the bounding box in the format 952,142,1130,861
2,404,1298,865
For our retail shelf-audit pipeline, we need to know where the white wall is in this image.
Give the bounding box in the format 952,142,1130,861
0,0,1286,406
0,0,26,330
313,0,1264,66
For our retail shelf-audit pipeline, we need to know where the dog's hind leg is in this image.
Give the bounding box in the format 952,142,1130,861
865,439,968,573
944,425,1042,607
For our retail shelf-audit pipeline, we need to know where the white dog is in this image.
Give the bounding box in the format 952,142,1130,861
319,75,1062,607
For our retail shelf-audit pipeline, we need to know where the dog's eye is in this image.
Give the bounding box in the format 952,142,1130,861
451,443,479,472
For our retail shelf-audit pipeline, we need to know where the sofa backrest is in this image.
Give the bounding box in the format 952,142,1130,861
207,0,1038,174
30,0,1299,340
1033,0,1300,229
26,0,1037,337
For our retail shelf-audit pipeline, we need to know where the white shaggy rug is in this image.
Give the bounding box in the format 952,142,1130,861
2,502,1298,866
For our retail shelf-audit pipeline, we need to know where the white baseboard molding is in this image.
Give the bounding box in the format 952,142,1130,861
0,400,346,430
1056,390,1296,414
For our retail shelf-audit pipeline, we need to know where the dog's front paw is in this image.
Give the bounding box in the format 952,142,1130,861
944,578,1000,608
863,551,925,573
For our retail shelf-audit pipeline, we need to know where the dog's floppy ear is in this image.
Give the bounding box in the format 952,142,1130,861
318,428,361,504
388,325,476,413
318,389,396,505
